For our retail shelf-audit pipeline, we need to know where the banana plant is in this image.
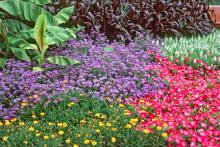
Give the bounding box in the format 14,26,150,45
32,14,79,71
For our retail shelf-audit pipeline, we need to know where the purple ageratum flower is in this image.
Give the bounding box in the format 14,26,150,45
0,31,165,120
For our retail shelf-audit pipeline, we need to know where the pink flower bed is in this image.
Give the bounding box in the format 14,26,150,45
127,52,220,147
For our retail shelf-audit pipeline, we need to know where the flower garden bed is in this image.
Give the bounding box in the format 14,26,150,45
0,0,219,146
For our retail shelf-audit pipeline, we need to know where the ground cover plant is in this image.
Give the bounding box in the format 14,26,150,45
127,52,220,147
0,31,164,120
0,91,168,146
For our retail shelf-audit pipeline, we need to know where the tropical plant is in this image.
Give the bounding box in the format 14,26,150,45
0,0,81,69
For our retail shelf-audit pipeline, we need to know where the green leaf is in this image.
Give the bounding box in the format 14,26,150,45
34,14,48,54
11,47,31,62
32,66,44,72
0,0,55,25
54,6,74,25
22,0,51,5
46,26,81,45
0,58,6,69
47,56,80,66
4,19,31,33
104,46,114,52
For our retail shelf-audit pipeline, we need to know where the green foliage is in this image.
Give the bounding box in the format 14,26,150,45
162,29,220,69
0,0,81,69
0,91,167,146
0,58,6,69
47,56,80,66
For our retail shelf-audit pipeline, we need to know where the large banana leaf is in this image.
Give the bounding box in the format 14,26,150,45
0,0,74,25
8,32,37,49
11,47,31,61
0,0,54,25
54,6,74,25
47,56,80,66
34,14,48,54
4,19,31,33
46,26,81,45
22,0,51,5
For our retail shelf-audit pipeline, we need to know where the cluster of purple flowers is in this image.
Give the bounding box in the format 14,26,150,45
0,32,165,120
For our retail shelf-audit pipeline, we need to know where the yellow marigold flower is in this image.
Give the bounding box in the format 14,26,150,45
101,114,107,119
21,100,27,107
3,136,8,142
77,134,81,137
162,132,168,138
48,122,54,126
80,120,86,125
83,139,90,144
119,104,124,108
111,137,116,143
65,138,71,144
98,122,104,127
33,120,38,124
24,141,28,144
111,128,117,131
5,120,10,126
67,102,75,107
125,124,132,129
91,141,97,145
163,123,168,127
29,127,35,132
95,113,100,117
57,123,63,127
11,118,17,122
44,135,49,140
40,112,45,117
19,121,25,126
95,129,100,133
31,114,37,119
33,95,39,99
73,144,79,147
0,122,3,126
143,129,150,134
156,126,162,131
58,130,64,135
36,133,41,137
62,123,68,128
51,134,56,138
106,122,112,127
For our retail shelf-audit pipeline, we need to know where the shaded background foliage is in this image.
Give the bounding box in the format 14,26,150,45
44,0,215,43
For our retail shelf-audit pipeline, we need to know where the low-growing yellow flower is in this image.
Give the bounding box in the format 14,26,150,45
36,132,41,137
57,123,63,127
44,135,49,140
31,114,37,119
80,120,86,125
111,128,117,131
101,114,107,119
3,136,8,141
91,141,97,145
11,118,17,122
119,104,124,108
83,139,90,144
106,122,112,127
48,122,54,126
66,138,71,144
5,120,10,126
58,130,64,135
51,134,56,138
33,120,38,124
73,144,79,147
29,127,35,132
67,102,75,107
95,129,100,133
40,112,45,117
163,123,168,127
0,122,3,126
95,113,101,117
125,124,132,129
62,123,68,128
33,95,39,99
21,102,27,107
19,121,25,126
162,132,168,138
143,129,150,134
157,126,162,131
111,137,116,143
23,141,28,144
99,121,104,127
